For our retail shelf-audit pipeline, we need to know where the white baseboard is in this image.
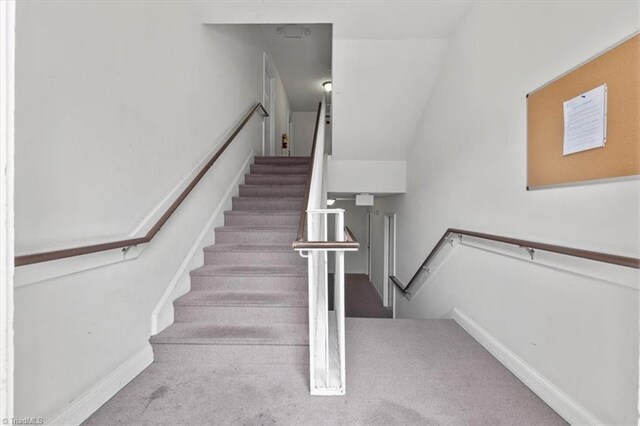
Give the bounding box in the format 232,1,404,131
451,308,601,425
47,345,153,426
150,150,255,335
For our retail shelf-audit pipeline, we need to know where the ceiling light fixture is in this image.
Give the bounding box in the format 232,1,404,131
323,81,332,92
327,199,336,206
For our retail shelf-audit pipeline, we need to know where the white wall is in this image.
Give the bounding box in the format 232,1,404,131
331,38,449,161
370,2,640,424
14,2,273,420
1,0,16,419
327,157,406,194
291,111,316,156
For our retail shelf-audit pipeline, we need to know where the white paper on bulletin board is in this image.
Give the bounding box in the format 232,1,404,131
563,84,607,156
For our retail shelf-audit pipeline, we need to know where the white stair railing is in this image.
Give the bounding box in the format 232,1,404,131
293,97,359,395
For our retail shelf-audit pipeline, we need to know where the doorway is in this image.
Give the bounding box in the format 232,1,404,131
262,53,276,156
382,214,396,317
366,212,372,281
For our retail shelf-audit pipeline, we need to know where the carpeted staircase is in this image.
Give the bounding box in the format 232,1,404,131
150,156,310,366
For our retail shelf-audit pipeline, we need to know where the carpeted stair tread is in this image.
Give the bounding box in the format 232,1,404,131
191,264,307,277
214,225,298,231
254,156,310,165
174,290,307,307
232,196,304,202
250,164,309,174
239,184,305,197
203,244,297,253
239,184,305,189
150,323,308,346
231,196,304,212
224,210,300,216
244,174,308,185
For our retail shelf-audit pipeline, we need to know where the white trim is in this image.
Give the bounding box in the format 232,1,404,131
382,214,396,310
382,216,389,303
262,52,277,157
46,345,153,426
0,0,15,420
150,150,255,335
452,308,602,425
366,212,372,281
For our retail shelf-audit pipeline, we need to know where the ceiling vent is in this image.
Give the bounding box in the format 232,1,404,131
276,25,311,39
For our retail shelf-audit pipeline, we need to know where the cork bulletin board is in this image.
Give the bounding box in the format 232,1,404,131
527,33,640,189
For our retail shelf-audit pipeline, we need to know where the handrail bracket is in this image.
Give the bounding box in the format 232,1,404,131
522,246,535,261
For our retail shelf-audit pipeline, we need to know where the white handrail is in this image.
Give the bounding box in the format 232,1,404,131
295,97,355,395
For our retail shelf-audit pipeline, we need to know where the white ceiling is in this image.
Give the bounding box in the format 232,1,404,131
260,24,332,112
198,1,471,40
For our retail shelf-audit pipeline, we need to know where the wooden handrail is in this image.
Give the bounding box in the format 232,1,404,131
15,103,269,267
390,228,640,295
291,102,359,251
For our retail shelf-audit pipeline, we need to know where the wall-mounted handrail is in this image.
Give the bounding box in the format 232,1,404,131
391,227,640,296
292,102,359,251
15,103,269,267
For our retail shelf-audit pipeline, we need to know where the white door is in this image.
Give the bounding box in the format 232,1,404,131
367,213,372,281
262,65,272,156
383,214,396,316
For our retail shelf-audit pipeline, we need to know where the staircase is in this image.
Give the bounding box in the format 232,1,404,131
150,156,310,366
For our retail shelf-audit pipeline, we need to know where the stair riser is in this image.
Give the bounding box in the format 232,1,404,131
245,174,308,185
205,250,306,266
254,157,310,165
190,275,307,292
174,306,308,324
233,198,303,211
224,212,299,227
152,343,308,365
239,185,305,198
215,230,296,244
250,164,308,175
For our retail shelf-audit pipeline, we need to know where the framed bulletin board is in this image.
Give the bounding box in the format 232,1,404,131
527,33,639,189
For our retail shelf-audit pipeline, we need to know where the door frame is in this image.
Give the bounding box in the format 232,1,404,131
1,0,16,419
262,53,277,156
366,212,372,281
284,108,292,156
382,213,396,316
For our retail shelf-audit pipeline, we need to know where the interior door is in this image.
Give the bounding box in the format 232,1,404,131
367,213,372,281
262,66,272,156
383,214,396,316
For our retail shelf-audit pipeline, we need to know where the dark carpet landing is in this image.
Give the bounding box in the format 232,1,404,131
328,273,392,318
